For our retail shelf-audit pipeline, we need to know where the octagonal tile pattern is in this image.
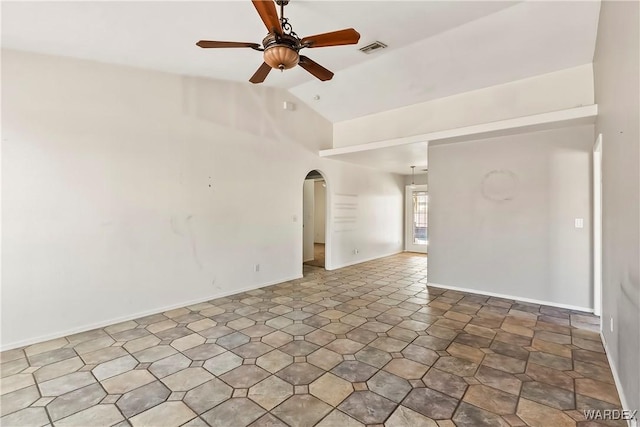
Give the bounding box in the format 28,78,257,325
0,254,622,426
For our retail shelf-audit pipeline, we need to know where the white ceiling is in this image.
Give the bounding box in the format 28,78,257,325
1,1,600,124
294,0,601,121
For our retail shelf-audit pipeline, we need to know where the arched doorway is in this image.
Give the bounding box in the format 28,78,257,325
302,170,328,271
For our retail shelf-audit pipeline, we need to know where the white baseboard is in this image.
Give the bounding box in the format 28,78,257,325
328,250,404,271
600,332,637,427
427,282,594,313
0,274,302,352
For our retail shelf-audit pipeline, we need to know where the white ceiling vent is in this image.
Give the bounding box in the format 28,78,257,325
359,41,388,54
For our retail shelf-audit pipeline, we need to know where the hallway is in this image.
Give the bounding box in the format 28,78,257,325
304,244,325,269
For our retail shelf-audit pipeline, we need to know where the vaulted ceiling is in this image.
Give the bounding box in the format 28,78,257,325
2,1,600,123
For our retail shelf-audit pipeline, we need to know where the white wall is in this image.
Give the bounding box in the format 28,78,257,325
327,173,404,270
314,180,326,244
428,125,594,309
334,64,594,147
593,0,640,414
1,49,404,349
303,180,315,262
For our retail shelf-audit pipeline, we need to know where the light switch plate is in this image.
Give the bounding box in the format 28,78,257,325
575,218,584,228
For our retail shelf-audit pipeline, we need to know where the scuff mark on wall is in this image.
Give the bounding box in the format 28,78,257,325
481,169,519,202
170,216,183,236
185,215,202,269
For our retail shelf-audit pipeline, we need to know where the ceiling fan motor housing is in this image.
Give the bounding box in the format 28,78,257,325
262,33,300,70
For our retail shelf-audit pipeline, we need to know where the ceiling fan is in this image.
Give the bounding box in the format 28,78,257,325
196,0,361,84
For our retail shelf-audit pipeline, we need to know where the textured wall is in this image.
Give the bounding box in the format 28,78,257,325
428,125,594,309
1,50,404,349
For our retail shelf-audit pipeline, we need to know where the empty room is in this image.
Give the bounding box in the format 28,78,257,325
1,1,638,426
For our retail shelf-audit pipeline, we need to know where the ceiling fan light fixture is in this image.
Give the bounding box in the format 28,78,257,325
264,45,299,70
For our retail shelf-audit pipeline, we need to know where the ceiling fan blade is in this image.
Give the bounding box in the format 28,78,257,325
252,0,283,35
300,28,360,48
299,56,334,81
196,40,261,49
249,62,272,84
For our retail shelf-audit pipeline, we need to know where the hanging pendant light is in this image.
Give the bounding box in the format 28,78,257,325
410,166,416,189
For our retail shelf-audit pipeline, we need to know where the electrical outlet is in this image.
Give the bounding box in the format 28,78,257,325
254,264,260,272
353,249,359,255
610,316,614,332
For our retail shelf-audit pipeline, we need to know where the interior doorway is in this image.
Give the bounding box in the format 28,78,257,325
405,184,429,253
303,170,327,269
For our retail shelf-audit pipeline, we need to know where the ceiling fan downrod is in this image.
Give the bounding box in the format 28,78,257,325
275,0,298,40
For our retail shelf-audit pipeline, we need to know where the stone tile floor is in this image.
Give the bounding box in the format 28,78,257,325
0,253,625,426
